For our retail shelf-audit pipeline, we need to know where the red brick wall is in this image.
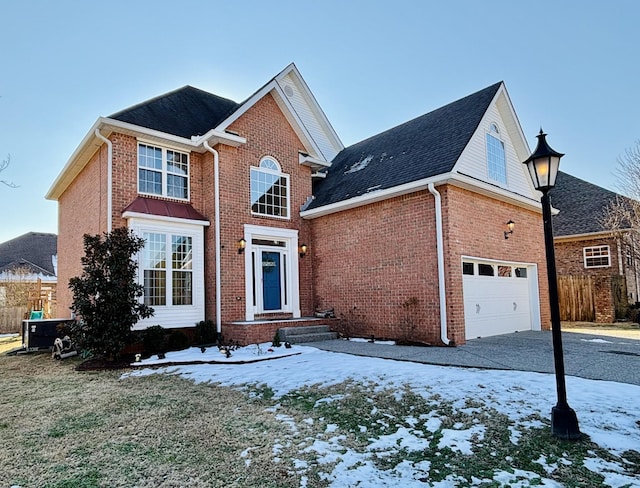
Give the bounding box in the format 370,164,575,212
198,93,314,331
310,185,550,345
311,191,441,343
555,237,621,323
554,237,620,276
57,145,108,315
442,186,550,342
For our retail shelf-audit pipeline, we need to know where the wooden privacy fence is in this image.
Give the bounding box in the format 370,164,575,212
558,275,595,322
0,306,26,334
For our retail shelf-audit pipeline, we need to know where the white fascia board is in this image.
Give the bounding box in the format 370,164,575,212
301,172,544,220
46,116,245,201
299,153,331,170
448,173,542,213
46,118,104,201
192,129,246,148
122,211,210,227
301,175,447,219
554,230,619,243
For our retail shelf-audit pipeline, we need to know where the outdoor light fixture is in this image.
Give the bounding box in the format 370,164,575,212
299,244,308,258
523,129,581,440
237,238,246,254
504,220,515,239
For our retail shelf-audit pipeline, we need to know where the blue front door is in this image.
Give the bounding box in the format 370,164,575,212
262,251,281,310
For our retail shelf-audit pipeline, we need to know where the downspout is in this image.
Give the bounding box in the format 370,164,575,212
428,183,451,345
203,141,222,338
94,129,112,232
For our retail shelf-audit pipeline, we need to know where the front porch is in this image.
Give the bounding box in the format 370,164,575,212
222,317,339,345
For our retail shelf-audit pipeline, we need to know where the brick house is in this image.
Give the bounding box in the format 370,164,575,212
551,171,638,322
47,64,550,345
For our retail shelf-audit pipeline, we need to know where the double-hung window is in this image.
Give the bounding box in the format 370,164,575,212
138,143,189,199
486,123,507,185
250,157,289,218
142,232,193,306
584,245,611,268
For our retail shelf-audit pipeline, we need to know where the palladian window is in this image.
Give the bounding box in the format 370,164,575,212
250,157,289,218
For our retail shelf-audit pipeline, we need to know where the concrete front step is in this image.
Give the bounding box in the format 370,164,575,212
278,325,337,344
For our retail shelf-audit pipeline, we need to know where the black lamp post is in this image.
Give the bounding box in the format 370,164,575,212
523,129,581,440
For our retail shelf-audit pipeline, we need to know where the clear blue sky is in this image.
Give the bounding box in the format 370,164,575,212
1,0,639,243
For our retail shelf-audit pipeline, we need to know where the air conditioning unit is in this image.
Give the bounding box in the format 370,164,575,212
22,319,69,351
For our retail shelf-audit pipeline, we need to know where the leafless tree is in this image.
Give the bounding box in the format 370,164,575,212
1,154,18,188
600,141,640,266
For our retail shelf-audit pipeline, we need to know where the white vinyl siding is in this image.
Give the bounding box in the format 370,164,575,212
278,73,340,162
453,92,535,198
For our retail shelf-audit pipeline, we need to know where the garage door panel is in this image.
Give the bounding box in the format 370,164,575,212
463,263,532,340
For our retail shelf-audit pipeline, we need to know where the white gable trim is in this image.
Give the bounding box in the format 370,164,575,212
215,64,343,162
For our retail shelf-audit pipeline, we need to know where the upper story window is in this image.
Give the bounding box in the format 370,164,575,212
584,245,611,268
138,143,189,200
250,157,289,218
486,123,507,185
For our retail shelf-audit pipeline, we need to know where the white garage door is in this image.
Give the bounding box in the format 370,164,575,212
463,260,533,340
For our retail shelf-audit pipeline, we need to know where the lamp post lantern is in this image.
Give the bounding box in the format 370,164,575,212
523,129,581,440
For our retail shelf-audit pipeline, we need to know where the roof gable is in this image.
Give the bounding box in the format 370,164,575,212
110,86,240,139
551,172,622,237
0,232,57,276
215,63,343,162
309,82,502,209
453,86,536,199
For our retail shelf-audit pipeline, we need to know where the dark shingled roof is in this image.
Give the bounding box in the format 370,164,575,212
309,82,503,209
110,86,240,139
551,171,622,237
0,232,57,276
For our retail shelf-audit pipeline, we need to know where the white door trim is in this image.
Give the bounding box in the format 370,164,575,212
243,224,300,321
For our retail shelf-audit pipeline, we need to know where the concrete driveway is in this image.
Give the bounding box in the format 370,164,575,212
309,329,640,386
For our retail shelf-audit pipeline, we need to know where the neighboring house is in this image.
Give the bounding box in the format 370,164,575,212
551,172,638,322
0,232,57,315
46,63,551,345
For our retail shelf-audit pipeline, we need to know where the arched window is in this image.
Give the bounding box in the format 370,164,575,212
486,123,507,185
250,157,290,218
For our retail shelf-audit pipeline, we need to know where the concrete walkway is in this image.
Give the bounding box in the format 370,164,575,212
308,330,640,386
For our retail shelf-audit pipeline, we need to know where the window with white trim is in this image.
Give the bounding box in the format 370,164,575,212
138,143,189,199
142,232,193,306
583,245,611,268
250,157,289,218
486,123,507,185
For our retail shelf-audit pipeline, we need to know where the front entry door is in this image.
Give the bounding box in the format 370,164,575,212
262,251,282,310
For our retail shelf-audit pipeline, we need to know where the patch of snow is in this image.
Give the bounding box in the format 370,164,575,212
437,424,485,455
122,343,640,486
348,337,396,345
581,338,613,343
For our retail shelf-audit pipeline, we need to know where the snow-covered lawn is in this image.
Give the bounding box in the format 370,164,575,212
127,344,640,487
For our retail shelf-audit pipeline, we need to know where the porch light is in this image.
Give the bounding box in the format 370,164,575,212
237,238,246,254
504,220,515,239
299,244,308,258
523,129,581,440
